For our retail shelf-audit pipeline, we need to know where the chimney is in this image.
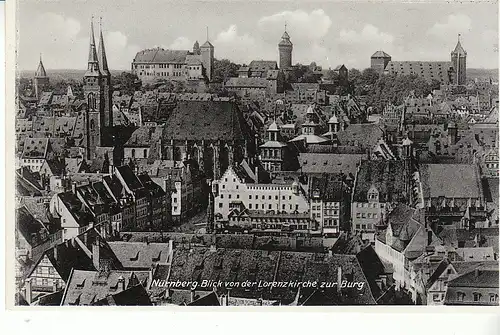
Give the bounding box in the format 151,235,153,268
254,165,259,184
25,278,32,304
337,266,342,294
108,164,113,176
92,242,100,270
71,181,77,194
427,230,432,246
375,278,383,291
53,246,58,261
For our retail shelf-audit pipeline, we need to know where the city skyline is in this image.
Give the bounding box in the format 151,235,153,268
17,0,498,71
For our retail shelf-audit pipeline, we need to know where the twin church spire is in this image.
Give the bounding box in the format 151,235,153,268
86,16,110,78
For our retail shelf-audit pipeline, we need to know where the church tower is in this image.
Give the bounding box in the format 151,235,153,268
451,35,467,85
34,55,49,100
83,18,103,159
97,18,113,128
278,26,293,69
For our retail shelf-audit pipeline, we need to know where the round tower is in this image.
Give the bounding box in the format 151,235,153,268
278,27,293,70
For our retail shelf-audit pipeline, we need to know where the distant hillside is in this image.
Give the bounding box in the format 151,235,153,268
17,69,127,82
467,68,498,81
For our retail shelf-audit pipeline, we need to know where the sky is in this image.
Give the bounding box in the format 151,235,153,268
16,0,499,71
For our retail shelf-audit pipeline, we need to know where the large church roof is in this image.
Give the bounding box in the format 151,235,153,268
162,100,245,141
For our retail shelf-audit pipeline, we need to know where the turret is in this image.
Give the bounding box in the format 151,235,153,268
193,41,201,55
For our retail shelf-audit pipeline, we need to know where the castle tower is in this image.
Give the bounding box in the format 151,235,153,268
97,18,113,128
34,54,49,100
193,41,201,55
278,26,293,69
371,51,391,74
83,18,103,159
200,39,214,81
451,34,467,85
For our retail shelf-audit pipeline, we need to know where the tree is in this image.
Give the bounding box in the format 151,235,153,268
115,72,141,95
212,59,240,83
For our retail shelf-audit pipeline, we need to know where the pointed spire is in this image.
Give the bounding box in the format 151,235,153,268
452,33,466,55
86,16,101,77
97,17,110,77
35,53,47,77
201,26,214,49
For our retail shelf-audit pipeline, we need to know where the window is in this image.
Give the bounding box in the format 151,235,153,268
249,195,252,199
218,203,222,208
220,195,223,199
433,294,440,302
249,204,252,209
131,149,135,158
268,204,272,210
473,293,482,302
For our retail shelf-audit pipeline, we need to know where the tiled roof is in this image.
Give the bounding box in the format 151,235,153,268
307,145,366,154
420,164,481,199
162,101,245,141
16,206,47,247
125,125,163,147
371,51,391,58
92,284,152,306
299,152,363,176
447,268,498,288
310,175,346,202
21,138,49,159
248,60,278,72
225,77,268,88
169,248,280,300
57,192,94,227
116,165,144,191
133,48,189,63
356,246,393,301
108,242,170,269
61,270,150,306
353,160,408,202
187,291,221,306
336,123,384,149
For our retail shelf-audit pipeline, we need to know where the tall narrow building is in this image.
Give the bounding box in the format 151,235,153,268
83,18,104,159
278,27,293,69
451,35,467,85
34,55,49,100
200,39,214,81
97,19,113,128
